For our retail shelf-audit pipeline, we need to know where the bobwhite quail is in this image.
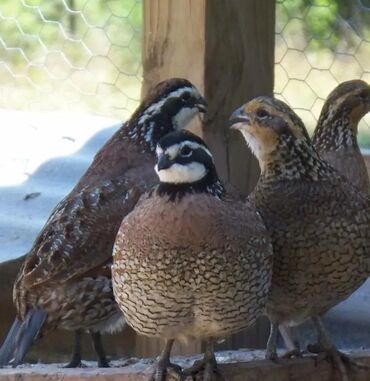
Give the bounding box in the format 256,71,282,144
280,80,370,357
112,130,273,381
230,96,370,381
0,78,206,368
313,79,370,193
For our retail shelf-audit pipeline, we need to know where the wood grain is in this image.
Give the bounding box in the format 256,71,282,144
141,0,275,357
1,352,370,381
143,0,275,194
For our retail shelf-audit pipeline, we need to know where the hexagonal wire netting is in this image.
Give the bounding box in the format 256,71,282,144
275,0,370,147
0,1,369,140
0,0,142,120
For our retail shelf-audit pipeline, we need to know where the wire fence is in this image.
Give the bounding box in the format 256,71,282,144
0,0,142,120
275,0,370,147
0,1,369,145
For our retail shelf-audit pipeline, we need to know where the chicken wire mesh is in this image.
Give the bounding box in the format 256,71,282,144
0,1,369,138
0,0,142,120
275,0,370,147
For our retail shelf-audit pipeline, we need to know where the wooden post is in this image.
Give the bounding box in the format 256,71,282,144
140,0,275,357
143,0,275,193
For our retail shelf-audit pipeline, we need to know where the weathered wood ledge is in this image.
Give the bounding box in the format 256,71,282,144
1,350,370,381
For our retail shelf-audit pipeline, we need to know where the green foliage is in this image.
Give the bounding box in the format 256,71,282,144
277,0,369,50
0,0,142,116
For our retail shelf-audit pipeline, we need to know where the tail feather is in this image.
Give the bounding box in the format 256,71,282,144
0,309,47,367
0,319,22,366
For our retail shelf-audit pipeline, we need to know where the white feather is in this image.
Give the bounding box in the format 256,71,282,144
239,129,263,158
165,141,212,160
155,162,206,184
173,107,199,129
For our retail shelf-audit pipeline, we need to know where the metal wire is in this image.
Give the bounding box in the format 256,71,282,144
0,1,369,134
0,0,142,119
275,0,370,143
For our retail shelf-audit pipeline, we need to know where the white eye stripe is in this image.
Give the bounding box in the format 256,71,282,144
138,87,195,125
156,146,163,157
163,141,213,160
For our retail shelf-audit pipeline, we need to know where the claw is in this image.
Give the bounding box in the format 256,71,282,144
309,316,370,381
150,361,183,381
281,348,303,359
183,340,224,381
150,339,183,381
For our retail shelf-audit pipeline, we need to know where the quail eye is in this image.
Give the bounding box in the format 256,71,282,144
359,90,369,102
180,145,192,157
256,109,270,119
181,92,191,101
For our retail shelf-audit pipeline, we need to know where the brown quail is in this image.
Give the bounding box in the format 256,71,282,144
280,80,370,357
313,79,370,193
112,130,273,381
0,78,206,368
230,96,370,380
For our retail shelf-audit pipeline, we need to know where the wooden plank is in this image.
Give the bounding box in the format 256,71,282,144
143,0,275,194
141,0,275,357
1,352,370,381
203,0,275,194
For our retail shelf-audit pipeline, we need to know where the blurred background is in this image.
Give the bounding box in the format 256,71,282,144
0,1,369,129
0,0,370,362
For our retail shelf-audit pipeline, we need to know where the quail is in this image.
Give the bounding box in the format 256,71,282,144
0,78,206,368
280,80,370,357
289,79,370,354
112,130,273,381
230,96,370,380
313,79,370,193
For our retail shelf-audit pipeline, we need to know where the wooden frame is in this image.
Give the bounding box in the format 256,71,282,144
140,0,275,356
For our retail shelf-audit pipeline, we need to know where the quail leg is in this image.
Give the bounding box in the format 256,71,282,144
265,322,279,361
64,329,82,368
309,316,369,376
90,331,110,368
279,325,302,359
183,339,224,381
150,339,183,381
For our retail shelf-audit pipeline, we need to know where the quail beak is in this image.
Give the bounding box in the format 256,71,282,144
195,98,207,114
195,98,207,122
229,106,251,131
157,154,173,171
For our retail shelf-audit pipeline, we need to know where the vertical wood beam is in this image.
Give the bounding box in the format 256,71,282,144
140,0,275,357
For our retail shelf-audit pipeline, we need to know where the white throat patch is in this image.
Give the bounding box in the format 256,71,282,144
240,130,263,159
155,162,207,184
173,107,199,129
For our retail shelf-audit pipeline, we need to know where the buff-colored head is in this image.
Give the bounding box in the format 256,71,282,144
229,96,310,165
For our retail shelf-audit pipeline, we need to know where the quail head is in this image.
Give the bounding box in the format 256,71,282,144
0,78,206,368
230,96,370,379
112,130,273,381
312,79,370,193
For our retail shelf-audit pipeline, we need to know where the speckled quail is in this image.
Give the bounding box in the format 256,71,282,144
0,78,206,368
230,96,370,380
112,130,273,381
280,80,370,357
313,79,370,193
